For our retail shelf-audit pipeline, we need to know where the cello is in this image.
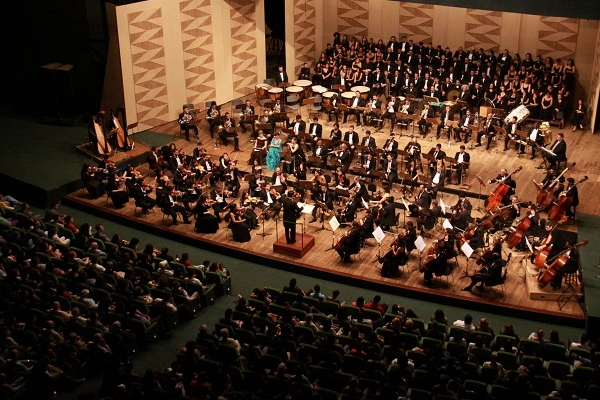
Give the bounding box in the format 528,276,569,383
547,176,588,222
532,221,564,268
537,240,588,288
534,164,573,211
111,109,131,150
486,166,522,211
92,114,112,156
506,214,531,248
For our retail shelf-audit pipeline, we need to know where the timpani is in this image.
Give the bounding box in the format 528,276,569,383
287,85,303,100
351,85,371,100
312,85,327,96
255,83,269,100
293,79,312,98
268,87,283,102
322,91,336,106
341,91,355,105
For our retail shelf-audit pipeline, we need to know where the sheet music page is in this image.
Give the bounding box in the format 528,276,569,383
373,226,386,243
415,235,427,252
461,242,474,258
329,216,340,232
443,218,453,230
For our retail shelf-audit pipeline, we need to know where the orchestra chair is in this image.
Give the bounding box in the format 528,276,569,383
483,266,508,293
264,78,276,86
134,200,154,217
556,157,568,171
309,97,322,119
231,99,243,114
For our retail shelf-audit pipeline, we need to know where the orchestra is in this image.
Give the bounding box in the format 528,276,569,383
84,33,590,303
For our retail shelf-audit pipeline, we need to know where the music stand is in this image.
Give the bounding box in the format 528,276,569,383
257,207,272,239
475,175,487,212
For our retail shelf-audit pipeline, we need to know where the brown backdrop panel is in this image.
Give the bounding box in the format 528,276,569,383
127,8,171,129
228,0,259,98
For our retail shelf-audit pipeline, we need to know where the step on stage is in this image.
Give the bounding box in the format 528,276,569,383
273,234,315,258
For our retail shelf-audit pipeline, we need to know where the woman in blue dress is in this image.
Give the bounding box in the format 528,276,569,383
266,132,282,170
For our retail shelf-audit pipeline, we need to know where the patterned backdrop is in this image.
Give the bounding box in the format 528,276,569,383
465,9,502,52
337,0,369,38
227,0,259,98
292,0,317,75
180,0,217,108
127,8,170,128
537,17,579,61
398,2,434,45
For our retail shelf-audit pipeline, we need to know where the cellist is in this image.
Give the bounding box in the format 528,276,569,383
487,168,516,206
531,221,564,266
545,244,579,290
561,177,579,220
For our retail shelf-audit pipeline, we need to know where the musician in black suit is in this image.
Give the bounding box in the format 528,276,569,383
307,117,322,151
381,96,399,132
409,185,432,217
282,190,303,244
545,133,567,169
206,102,220,138
462,250,506,292
240,100,256,134
417,103,435,137
383,154,398,188
382,133,399,158
275,65,289,85
258,183,282,220
563,177,579,219
343,91,366,125
288,114,306,137
147,146,162,176
428,143,446,175
475,114,496,150
418,200,441,232
218,112,238,150
436,105,455,139
158,192,190,225
336,143,352,172
527,122,545,158
343,125,359,159
311,184,334,222
503,116,521,151
454,110,475,142
130,183,156,215
431,164,446,196
361,130,376,148
337,192,359,223
371,67,386,96
308,139,328,169
298,62,311,80
363,153,377,174
336,222,362,263
178,106,198,141
454,146,470,184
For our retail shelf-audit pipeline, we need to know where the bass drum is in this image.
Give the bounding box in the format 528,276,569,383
446,89,460,101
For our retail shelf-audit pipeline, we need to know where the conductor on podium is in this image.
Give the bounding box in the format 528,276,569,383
282,190,303,244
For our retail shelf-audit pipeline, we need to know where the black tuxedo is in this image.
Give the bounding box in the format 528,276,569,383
454,151,470,183
381,100,399,130
343,96,366,125
361,136,376,148
240,105,256,133
178,111,198,140
275,70,289,85
437,109,455,138
546,139,567,167
477,118,496,149
288,119,306,136
282,196,303,243
383,139,399,156
454,115,475,142
147,151,162,174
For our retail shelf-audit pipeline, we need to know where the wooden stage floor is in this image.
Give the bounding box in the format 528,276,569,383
65,99,598,325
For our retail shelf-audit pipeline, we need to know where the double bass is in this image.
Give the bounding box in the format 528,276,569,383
532,221,564,268
547,176,588,222
537,240,588,288
534,165,572,211
92,114,112,156
486,166,522,211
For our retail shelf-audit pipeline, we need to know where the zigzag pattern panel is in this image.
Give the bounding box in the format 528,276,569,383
588,28,600,131
127,8,170,129
293,0,316,74
180,0,217,108
397,2,433,45
227,0,258,98
464,9,502,53
537,17,579,61
337,0,368,38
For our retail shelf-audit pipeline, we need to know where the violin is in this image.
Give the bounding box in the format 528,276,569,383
537,240,588,288
547,176,588,222
486,166,522,211
380,233,406,262
420,239,445,272
334,227,356,250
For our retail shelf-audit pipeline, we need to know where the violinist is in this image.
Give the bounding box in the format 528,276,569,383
158,191,191,225
124,165,144,187
311,170,327,193
375,195,397,231
336,221,362,263
422,239,450,286
417,199,441,233
337,192,359,224
81,163,105,199
147,146,163,175
169,149,185,173
272,167,288,192
380,233,408,277
409,184,432,217
294,161,307,183
129,181,156,215
227,204,251,243
209,187,231,222
219,153,232,171
173,165,192,192
258,183,282,220
334,167,349,189
561,177,579,220
225,160,240,197
454,145,470,185
451,203,471,232
348,176,368,200
451,192,472,213
310,184,334,223
465,218,486,250
359,209,375,240
202,155,218,186
193,195,219,233
461,249,505,292
250,170,264,197
240,192,259,229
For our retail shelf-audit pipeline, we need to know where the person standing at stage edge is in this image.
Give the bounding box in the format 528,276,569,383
282,190,303,244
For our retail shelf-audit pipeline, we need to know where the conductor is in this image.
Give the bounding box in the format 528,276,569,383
282,190,303,244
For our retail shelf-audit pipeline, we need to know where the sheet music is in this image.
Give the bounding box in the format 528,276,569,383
373,226,386,243
525,236,534,254
298,202,315,214
439,199,447,214
361,197,370,209
443,218,453,230
329,216,340,232
461,242,474,258
401,197,410,212
415,235,427,252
